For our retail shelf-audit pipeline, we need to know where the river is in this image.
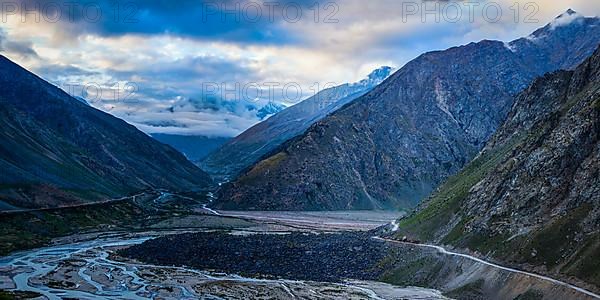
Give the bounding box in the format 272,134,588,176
0,228,448,299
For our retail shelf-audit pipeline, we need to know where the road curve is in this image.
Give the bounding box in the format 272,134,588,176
373,237,600,299
0,193,147,215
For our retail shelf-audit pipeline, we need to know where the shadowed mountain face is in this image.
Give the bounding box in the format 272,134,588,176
200,67,393,180
395,45,600,289
215,11,600,211
0,56,212,210
150,134,230,162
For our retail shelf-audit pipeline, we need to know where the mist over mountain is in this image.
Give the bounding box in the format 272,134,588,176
165,96,286,122
215,11,600,211
201,66,394,179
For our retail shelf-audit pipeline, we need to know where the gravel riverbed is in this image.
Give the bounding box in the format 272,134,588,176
119,231,393,283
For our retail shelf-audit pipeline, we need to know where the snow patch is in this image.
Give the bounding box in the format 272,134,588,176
525,34,539,42
503,42,517,53
351,66,395,89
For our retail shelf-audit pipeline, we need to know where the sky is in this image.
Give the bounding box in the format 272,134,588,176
0,0,599,137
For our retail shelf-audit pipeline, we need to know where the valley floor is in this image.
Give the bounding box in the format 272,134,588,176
1,195,598,299
0,230,447,300
0,204,444,300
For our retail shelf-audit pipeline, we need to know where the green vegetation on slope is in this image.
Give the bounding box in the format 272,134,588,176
510,206,600,286
239,152,289,185
0,199,143,255
395,133,524,241
392,46,600,290
444,279,486,300
0,192,209,256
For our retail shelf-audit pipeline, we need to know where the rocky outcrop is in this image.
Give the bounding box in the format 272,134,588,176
0,56,212,210
215,11,600,211
395,45,600,290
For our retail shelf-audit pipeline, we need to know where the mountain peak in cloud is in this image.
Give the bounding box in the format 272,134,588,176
522,8,596,42
551,8,585,29
352,66,394,89
366,66,394,82
563,8,578,17
256,102,287,120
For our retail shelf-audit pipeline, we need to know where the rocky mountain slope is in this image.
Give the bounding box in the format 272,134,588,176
214,11,600,211
200,67,393,180
395,45,600,290
0,56,212,210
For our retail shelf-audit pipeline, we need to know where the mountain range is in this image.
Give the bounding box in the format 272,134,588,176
214,10,600,211
394,44,600,290
0,56,212,210
201,66,394,180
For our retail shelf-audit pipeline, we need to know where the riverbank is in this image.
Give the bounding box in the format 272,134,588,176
2,198,598,299
116,214,600,300
0,212,444,300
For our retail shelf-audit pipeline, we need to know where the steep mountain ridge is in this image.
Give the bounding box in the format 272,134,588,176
394,45,600,290
215,11,600,211
0,55,212,210
200,67,393,180
509,9,600,73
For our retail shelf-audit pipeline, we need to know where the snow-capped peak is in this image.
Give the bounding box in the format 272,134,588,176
563,8,578,16
523,9,591,41
256,102,286,120
367,66,394,82
550,9,584,29
352,66,395,89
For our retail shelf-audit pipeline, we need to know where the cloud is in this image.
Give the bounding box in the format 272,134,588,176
109,98,272,137
1,0,599,137
8,0,335,45
0,28,39,60
110,54,260,87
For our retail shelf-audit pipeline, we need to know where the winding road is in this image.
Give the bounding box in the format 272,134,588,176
373,237,600,299
1,195,598,299
201,208,600,299
199,207,600,299
0,193,147,215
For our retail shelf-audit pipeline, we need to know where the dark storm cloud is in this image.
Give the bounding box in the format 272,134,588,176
10,0,332,44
